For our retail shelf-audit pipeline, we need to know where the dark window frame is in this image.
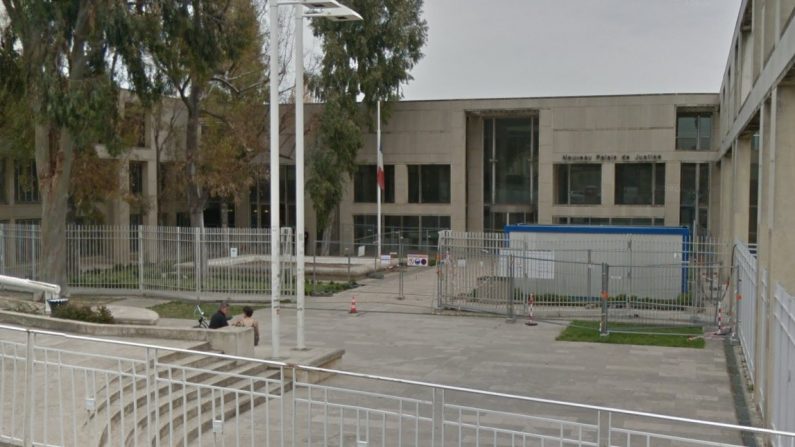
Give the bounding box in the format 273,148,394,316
676,111,713,151
615,163,666,206
353,164,395,203
554,164,602,205
14,160,39,204
408,164,451,204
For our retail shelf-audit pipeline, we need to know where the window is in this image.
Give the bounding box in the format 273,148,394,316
354,165,394,203
408,165,450,204
555,164,601,205
382,214,450,248
676,112,713,150
483,210,535,232
680,163,709,235
0,160,6,203
249,165,296,227
615,163,665,205
129,161,145,195
484,117,538,205
14,160,39,204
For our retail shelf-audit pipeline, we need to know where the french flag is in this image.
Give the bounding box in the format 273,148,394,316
376,142,385,191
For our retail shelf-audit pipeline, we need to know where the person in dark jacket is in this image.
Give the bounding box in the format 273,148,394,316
209,301,231,329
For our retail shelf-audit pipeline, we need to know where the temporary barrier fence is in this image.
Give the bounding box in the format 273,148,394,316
0,323,793,447
437,230,731,330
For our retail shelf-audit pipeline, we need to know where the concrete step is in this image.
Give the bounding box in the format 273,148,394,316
124,362,277,447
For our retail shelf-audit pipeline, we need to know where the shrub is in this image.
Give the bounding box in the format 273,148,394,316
52,304,115,324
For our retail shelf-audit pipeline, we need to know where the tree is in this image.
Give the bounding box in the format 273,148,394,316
145,0,270,228
0,1,154,289
308,0,428,241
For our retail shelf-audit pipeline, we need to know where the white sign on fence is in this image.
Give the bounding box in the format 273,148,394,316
230,247,238,258
498,250,555,279
357,245,366,257
407,253,429,267
380,255,391,266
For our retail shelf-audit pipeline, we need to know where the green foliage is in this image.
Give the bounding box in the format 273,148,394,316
52,304,115,324
306,280,358,296
308,0,428,235
556,320,705,348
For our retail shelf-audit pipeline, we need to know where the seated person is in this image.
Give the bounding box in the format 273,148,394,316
233,306,260,346
208,301,231,329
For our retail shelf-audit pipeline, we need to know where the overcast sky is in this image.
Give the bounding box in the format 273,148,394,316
400,0,742,100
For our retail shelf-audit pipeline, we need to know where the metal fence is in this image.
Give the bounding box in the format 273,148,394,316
437,231,730,328
771,283,795,437
735,242,758,380
0,323,793,447
0,224,295,298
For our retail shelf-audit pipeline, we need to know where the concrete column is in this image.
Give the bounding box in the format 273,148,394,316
665,161,681,226
601,163,615,207
394,164,408,205
707,161,721,235
719,153,734,244
466,115,484,231
451,112,467,232
770,85,795,293
732,137,753,244
537,110,554,224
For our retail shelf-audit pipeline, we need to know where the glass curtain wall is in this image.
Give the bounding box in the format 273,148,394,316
483,116,538,231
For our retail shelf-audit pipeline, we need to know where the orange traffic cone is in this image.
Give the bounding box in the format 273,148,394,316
349,296,358,314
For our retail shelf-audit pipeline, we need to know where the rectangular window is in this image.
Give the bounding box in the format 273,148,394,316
249,165,296,227
680,163,710,234
14,160,39,204
408,165,451,204
554,164,601,205
353,214,377,241
353,165,394,203
676,112,713,150
129,161,145,195
615,163,665,206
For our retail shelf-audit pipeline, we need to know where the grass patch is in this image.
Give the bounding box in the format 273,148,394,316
556,320,705,348
307,280,358,296
149,301,266,320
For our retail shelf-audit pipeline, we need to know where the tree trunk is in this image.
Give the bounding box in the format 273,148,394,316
319,207,337,256
35,124,74,294
186,83,205,229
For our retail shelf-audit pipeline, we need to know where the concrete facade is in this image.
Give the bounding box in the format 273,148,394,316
714,0,795,425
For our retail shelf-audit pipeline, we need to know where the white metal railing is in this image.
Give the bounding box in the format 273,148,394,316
0,223,295,297
772,283,795,440
735,241,758,379
0,323,793,447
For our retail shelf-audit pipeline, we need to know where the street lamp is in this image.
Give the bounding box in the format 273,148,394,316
269,0,361,358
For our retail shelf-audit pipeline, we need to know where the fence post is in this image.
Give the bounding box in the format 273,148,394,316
398,234,405,300
138,226,144,292
346,248,351,283
733,258,741,342
597,409,610,447
312,240,317,293
431,388,444,447
506,253,515,322
0,225,5,275
23,330,34,447
600,263,609,336
194,227,201,294
31,227,37,280
176,230,181,291
587,249,593,301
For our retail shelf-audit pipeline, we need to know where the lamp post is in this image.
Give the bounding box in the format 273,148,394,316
269,0,361,358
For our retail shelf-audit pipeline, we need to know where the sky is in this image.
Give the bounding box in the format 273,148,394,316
400,0,742,100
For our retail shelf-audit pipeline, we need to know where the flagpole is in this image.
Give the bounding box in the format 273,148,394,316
377,100,382,263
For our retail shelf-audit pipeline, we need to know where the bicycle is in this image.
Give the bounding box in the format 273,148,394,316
194,303,209,329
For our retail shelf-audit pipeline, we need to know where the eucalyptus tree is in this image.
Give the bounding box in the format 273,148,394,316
0,0,155,289
308,0,427,241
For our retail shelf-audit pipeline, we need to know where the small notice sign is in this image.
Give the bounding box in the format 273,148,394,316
357,245,366,257
380,255,391,266
407,254,429,267
230,247,238,258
